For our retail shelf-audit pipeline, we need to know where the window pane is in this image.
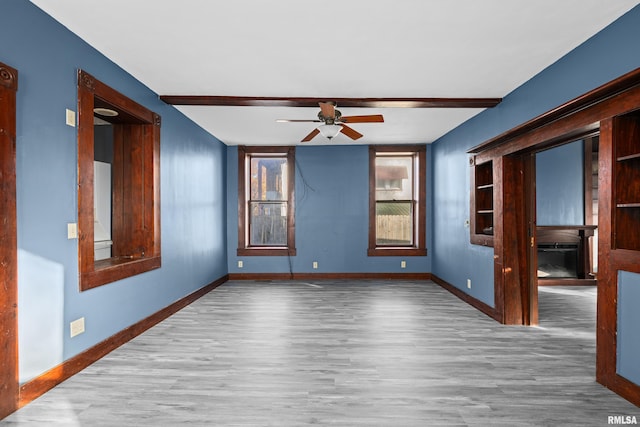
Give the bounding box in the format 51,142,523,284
249,201,287,246
375,156,412,201
250,157,287,201
376,201,413,245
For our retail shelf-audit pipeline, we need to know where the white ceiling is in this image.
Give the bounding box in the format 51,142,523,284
30,0,640,146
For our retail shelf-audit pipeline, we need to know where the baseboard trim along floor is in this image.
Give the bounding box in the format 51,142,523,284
18,275,229,409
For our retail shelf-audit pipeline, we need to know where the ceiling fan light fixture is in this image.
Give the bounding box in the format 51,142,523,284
318,124,341,140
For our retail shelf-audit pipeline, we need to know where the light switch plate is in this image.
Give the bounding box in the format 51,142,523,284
67,223,77,239
66,109,76,127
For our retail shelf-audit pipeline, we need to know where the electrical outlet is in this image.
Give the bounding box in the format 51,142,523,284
401,260,406,268
467,279,472,289
70,317,85,338
66,109,76,127
238,260,243,268
313,261,318,269
67,223,77,239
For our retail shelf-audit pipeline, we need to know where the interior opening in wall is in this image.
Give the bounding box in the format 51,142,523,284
94,111,114,261
531,134,599,333
534,136,599,286
77,70,161,291
91,99,148,264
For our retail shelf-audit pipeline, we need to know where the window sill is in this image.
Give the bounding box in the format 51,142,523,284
80,256,161,291
237,248,297,257
368,247,427,257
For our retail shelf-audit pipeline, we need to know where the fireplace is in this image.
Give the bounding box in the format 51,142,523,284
536,225,597,285
537,243,579,278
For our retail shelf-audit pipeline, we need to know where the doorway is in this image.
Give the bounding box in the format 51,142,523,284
517,134,600,326
530,137,599,326
0,61,19,418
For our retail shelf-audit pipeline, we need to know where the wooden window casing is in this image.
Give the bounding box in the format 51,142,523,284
77,70,161,291
237,146,296,256
368,145,427,256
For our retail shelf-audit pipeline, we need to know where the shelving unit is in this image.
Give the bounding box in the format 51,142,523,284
613,113,640,251
470,158,494,246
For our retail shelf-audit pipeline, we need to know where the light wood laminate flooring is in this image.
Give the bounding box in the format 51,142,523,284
2,280,638,426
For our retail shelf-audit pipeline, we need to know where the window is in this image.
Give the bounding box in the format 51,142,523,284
238,146,296,256
77,70,161,290
368,145,426,256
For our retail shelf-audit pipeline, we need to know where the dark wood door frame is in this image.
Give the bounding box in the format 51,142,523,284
469,67,640,406
0,61,19,419
523,152,538,326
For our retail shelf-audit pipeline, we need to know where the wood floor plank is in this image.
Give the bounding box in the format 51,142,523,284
2,280,638,426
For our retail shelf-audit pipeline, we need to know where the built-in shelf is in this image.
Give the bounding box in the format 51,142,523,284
477,183,494,190
613,112,640,251
470,158,495,245
616,152,640,162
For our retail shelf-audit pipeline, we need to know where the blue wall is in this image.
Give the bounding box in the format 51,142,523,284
227,145,432,275
618,271,640,385
536,140,585,225
5,0,640,394
432,4,640,383
4,0,227,382
432,129,495,306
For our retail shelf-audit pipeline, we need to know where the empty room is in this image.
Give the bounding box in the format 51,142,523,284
2,1,640,425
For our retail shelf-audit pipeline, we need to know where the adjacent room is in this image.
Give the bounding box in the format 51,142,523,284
2,0,640,425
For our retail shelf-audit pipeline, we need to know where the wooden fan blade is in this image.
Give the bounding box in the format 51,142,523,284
340,114,384,123
319,102,336,119
339,124,363,140
276,119,322,123
301,128,320,142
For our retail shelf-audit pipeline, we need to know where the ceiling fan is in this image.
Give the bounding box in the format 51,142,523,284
276,102,384,142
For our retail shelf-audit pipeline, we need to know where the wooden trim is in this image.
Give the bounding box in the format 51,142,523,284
538,278,597,286
0,63,18,91
160,96,502,109
584,137,594,225
491,157,505,322
237,146,296,256
237,248,297,257
368,146,376,252
470,70,640,404
468,67,640,154
80,71,154,123
18,275,229,410
596,117,615,388
499,155,529,325
523,153,538,326
229,272,432,281
606,373,640,407
0,61,18,420
431,274,500,322
368,145,427,256
367,248,427,257
80,256,161,291
77,70,161,290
